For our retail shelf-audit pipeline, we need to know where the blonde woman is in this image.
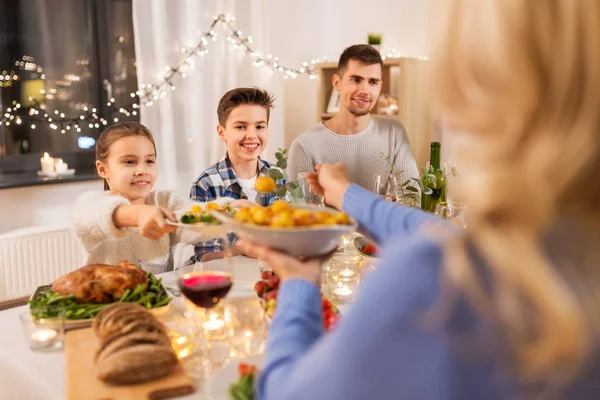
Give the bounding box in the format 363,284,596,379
236,1,600,399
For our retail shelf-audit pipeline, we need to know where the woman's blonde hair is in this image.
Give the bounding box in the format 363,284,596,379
430,0,600,385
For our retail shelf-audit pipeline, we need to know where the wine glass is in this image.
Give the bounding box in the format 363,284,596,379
434,201,468,228
372,173,396,200
176,231,234,312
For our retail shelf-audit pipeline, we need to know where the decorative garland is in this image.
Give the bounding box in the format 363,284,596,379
0,14,326,131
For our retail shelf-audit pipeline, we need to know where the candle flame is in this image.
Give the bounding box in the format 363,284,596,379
43,152,49,159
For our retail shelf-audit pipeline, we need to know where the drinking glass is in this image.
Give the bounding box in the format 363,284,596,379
297,172,324,206
434,201,468,228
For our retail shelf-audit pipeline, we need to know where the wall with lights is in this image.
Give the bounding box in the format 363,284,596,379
2,0,431,233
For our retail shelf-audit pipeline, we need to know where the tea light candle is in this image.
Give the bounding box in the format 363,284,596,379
338,268,356,279
203,313,226,338
333,286,353,299
31,328,57,346
55,159,68,173
40,152,54,174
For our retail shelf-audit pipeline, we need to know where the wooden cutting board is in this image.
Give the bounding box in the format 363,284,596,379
65,328,194,400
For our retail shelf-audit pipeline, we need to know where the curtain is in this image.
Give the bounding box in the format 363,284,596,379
132,0,285,197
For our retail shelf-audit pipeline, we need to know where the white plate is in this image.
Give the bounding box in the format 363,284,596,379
167,210,231,236
205,354,264,400
210,205,358,258
37,169,75,178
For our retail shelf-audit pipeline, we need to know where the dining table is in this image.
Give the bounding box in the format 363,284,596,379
0,255,263,400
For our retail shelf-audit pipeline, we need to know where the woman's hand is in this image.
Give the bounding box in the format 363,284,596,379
114,204,178,240
306,163,351,210
236,239,330,285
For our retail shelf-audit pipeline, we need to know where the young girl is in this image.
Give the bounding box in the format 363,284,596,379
71,122,233,274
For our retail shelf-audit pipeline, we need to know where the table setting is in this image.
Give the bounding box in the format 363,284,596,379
0,198,371,400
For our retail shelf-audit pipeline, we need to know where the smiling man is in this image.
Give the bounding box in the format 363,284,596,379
288,45,419,191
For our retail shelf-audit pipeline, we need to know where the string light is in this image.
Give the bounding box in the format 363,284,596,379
0,13,354,130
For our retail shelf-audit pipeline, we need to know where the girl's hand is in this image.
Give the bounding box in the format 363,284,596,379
306,163,351,210
236,239,330,285
114,204,177,240
136,206,178,239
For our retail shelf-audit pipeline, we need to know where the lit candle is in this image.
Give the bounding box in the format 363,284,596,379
31,328,57,347
40,152,54,174
333,286,353,300
338,268,356,279
55,159,68,173
203,313,226,338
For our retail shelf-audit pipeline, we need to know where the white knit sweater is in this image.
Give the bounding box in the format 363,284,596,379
71,190,232,274
288,118,420,191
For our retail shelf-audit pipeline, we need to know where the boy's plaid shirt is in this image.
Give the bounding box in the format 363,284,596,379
189,155,286,261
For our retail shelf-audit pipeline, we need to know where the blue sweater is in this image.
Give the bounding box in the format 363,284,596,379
258,184,600,399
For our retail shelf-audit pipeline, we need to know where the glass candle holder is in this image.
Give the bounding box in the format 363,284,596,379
162,301,211,381
325,254,362,304
226,297,267,358
202,303,230,341
20,308,65,352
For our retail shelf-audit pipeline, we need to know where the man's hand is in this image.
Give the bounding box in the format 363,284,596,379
306,163,351,210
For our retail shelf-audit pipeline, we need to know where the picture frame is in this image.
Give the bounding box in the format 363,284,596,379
326,89,341,113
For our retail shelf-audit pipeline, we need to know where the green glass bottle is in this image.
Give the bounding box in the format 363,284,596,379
421,142,447,212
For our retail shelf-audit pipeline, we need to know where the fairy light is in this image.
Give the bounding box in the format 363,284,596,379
4,13,420,130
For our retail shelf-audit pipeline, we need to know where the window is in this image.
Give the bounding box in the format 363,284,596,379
0,0,138,175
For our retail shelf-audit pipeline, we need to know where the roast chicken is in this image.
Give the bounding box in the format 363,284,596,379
52,261,148,303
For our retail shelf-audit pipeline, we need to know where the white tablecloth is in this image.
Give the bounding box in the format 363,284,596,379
0,256,262,400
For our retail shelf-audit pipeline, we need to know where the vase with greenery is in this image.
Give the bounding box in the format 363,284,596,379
265,148,304,202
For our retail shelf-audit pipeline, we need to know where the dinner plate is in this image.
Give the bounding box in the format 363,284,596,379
166,210,231,236
210,205,358,258
29,284,171,330
205,354,264,400
354,236,378,259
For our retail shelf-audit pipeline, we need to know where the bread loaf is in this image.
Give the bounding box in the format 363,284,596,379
93,303,177,385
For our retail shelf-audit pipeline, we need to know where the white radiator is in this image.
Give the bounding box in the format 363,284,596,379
0,226,86,301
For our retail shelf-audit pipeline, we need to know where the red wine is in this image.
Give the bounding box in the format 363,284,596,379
178,271,233,309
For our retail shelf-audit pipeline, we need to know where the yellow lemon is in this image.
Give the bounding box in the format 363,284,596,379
190,205,202,214
255,176,276,193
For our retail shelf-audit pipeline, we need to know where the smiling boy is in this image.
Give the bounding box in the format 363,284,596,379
190,87,281,205
189,87,282,261
288,45,419,190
